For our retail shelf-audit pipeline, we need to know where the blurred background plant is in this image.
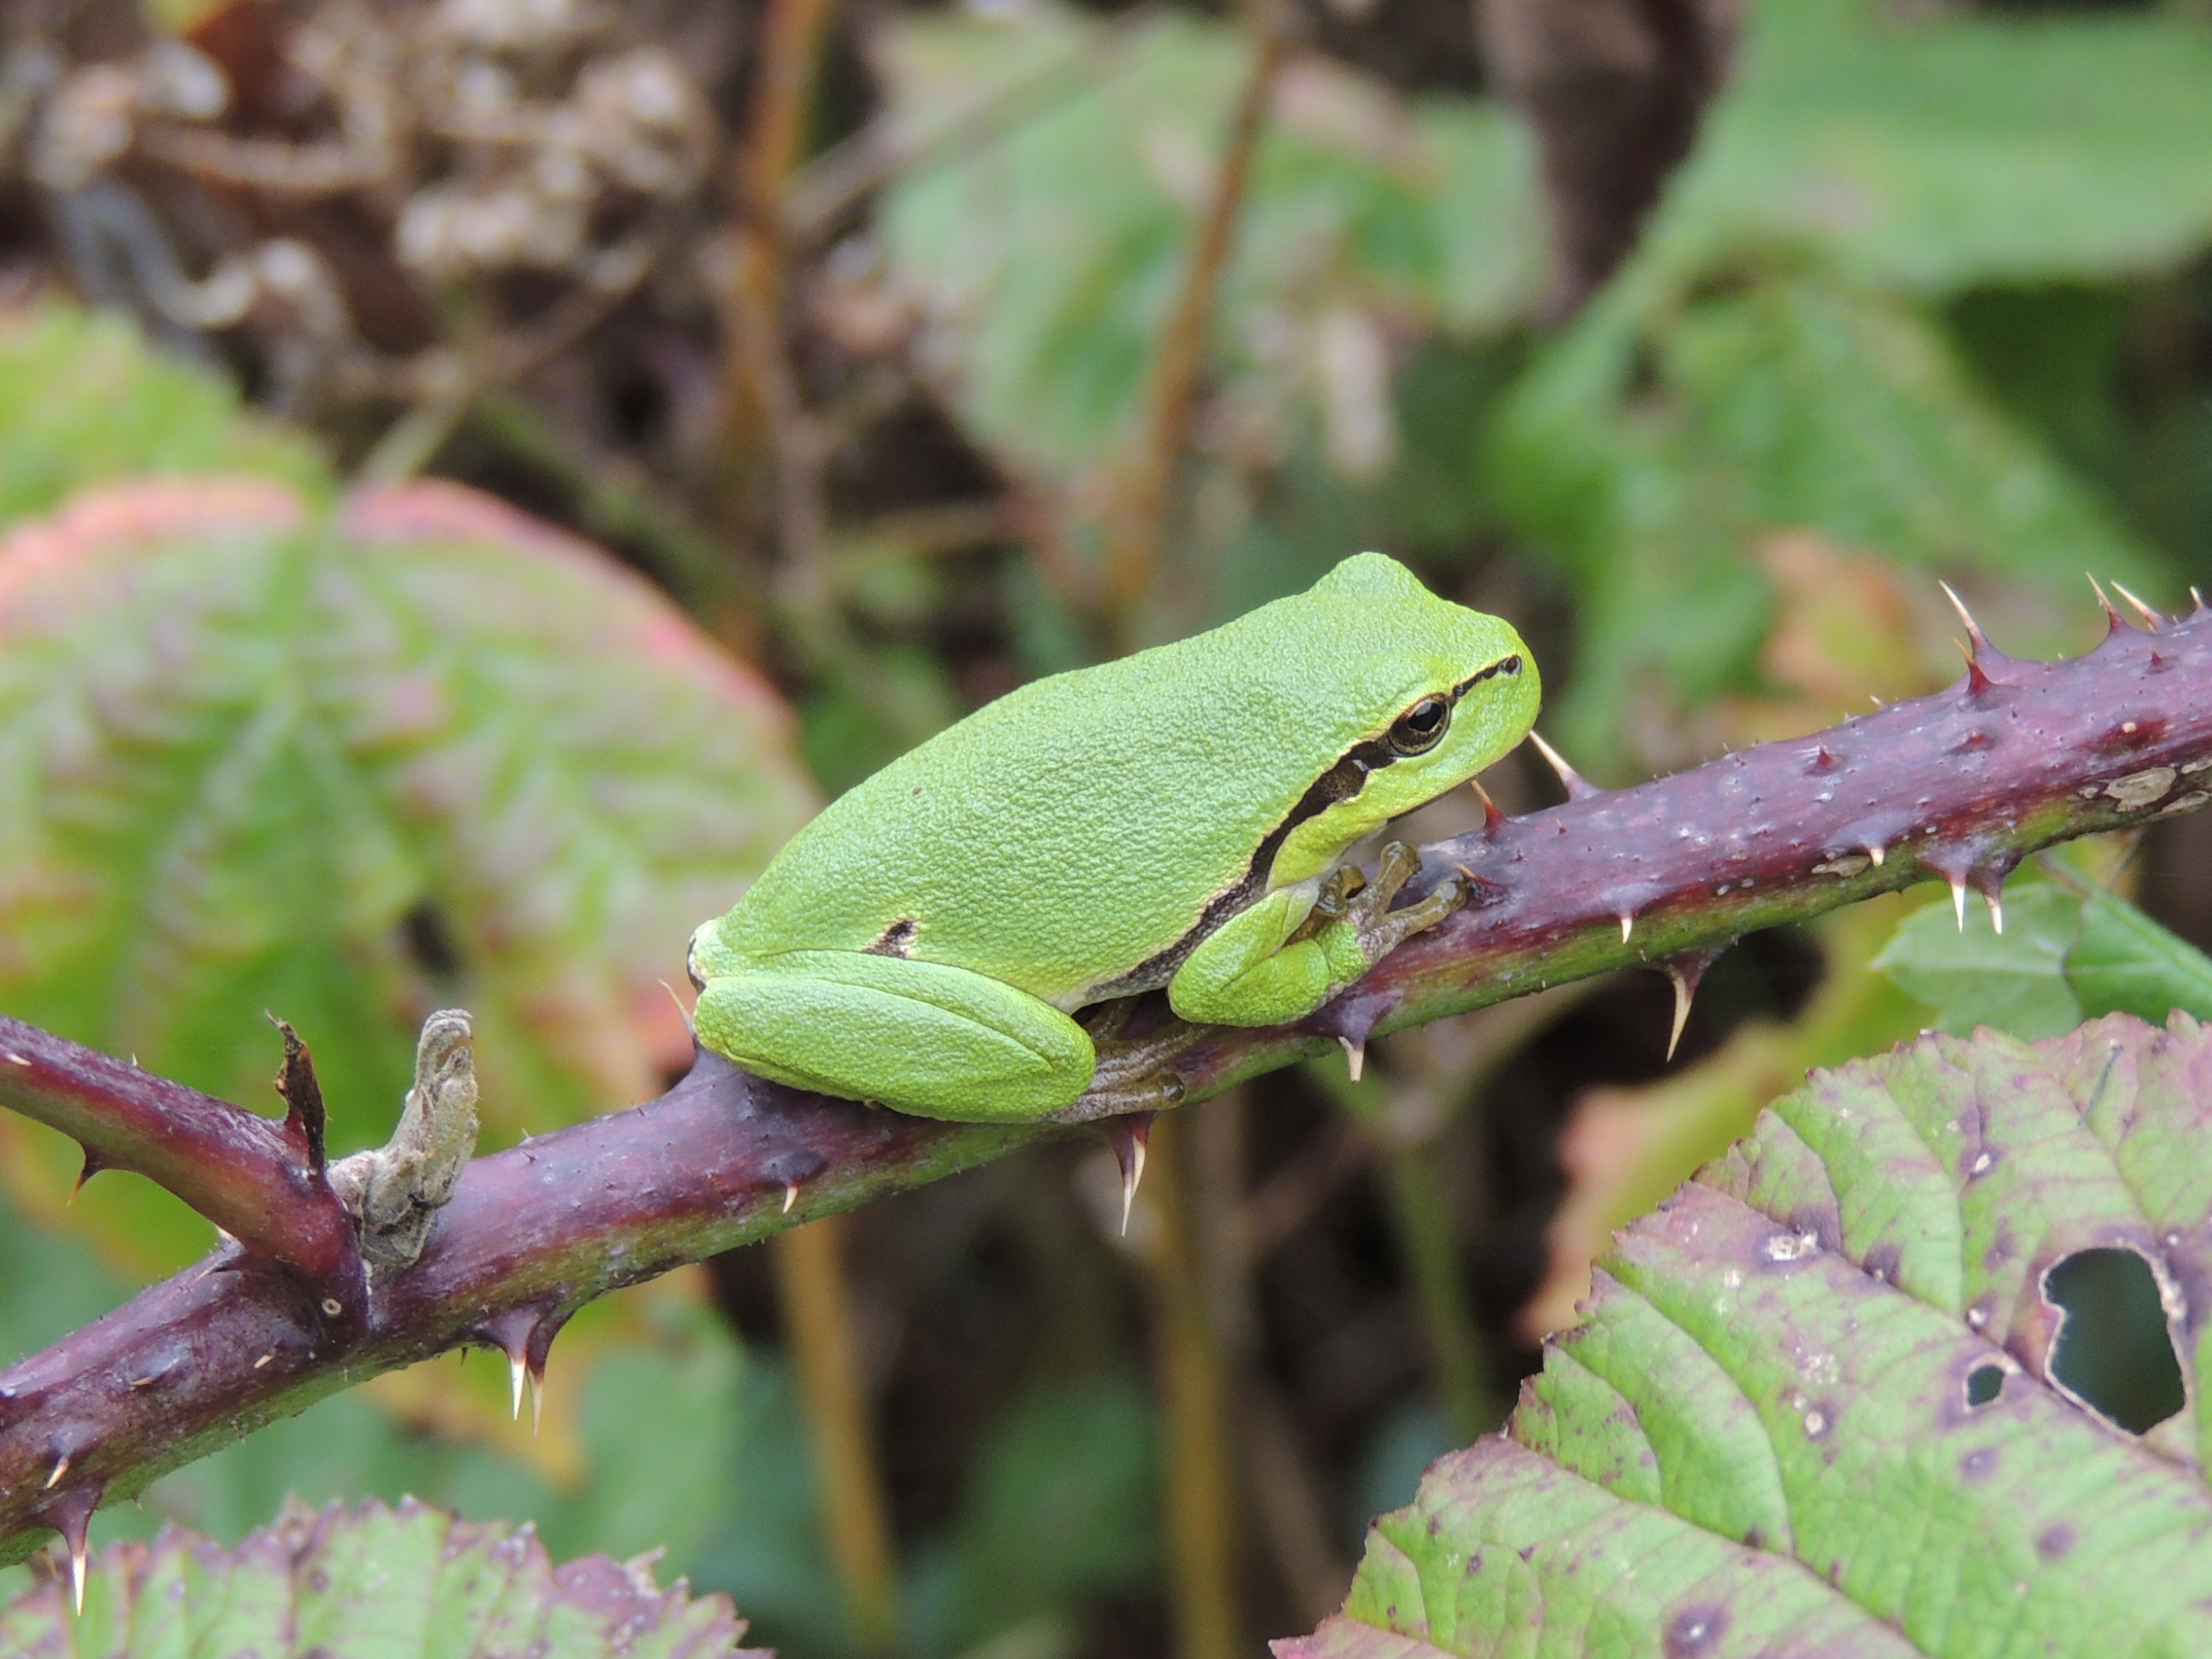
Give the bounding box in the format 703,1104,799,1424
5,0,2212,1652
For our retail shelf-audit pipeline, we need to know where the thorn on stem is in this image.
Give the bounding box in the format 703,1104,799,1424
509,1353,526,1423
1108,1112,1155,1237
1339,1034,1366,1082
1950,878,1968,932
1468,775,1506,831
1617,913,1635,945
266,1014,328,1178
1657,946,1727,1064
2111,581,2166,632
1527,731,1601,803
782,1181,800,1214
2089,575,2127,636
44,1454,68,1490
1938,580,1995,660
2192,586,2208,616
41,1485,100,1617
1866,843,1886,867
70,1149,104,1201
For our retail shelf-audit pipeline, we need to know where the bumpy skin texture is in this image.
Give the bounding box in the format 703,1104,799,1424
690,554,1540,1120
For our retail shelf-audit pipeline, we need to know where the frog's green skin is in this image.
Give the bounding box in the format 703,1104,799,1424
689,553,1539,1122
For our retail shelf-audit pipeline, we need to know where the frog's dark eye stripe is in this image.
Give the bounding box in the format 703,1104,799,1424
1451,654,1523,700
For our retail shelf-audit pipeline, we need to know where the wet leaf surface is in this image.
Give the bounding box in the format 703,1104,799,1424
1287,1014,2212,1658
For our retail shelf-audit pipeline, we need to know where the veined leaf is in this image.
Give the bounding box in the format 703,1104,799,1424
0,304,330,527
0,477,819,1269
1289,1014,2212,1659
1876,877,2212,1041
0,1497,758,1659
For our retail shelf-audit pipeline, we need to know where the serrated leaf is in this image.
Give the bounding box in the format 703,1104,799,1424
1294,1015,2212,1659
0,478,818,1268
0,1497,760,1659
1875,879,2212,1041
876,7,1541,492
0,304,331,527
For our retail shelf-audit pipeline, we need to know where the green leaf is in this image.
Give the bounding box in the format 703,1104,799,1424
1489,272,2166,768
0,1497,757,1659
0,477,819,1268
1872,882,2086,1039
876,7,1541,491
0,304,331,527
1295,1014,2212,1658
1875,877,2212,1041
1653,0,2212,294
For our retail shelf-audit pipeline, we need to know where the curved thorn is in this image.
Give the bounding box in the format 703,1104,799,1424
1938,580,1992,658
2111,581,2166,632
1108,1113,1155,1237
2193,586,2208,616
1468,775,1506,831
1657,947,1723,1064
45,1454,68,1490
529,1365,545,1437
1865,843,1886,867
2089,575,2126,633
69,1532,86,1615
1956,639,1992,698
1527,731,1600,802
509,1353,526,1423
782,1181,800,1215
1618,913,1634,945
1339,1035,1366,1082
1870,694,1886,709
1988,892,2005,936
1951,878,1968,932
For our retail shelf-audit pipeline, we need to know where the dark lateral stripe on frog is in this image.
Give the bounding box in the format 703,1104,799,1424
1453,654,1521,698
1082,734,1401,1004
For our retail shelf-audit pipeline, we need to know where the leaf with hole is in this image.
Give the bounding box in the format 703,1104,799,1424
1285,1014,2212,1658
0,1496,759,1659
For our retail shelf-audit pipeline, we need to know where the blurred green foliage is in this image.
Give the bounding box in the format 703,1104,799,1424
13,0,2212,1650
1877,873,2212,1040
0,306,329,527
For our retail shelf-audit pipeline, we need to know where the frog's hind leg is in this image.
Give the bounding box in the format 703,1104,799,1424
693,949,1095,1122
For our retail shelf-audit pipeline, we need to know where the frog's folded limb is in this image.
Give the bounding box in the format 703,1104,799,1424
692,949,1097,1122
1167,841,1462,1027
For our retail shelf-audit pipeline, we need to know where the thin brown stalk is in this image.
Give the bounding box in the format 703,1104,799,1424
1104,27,1286,633
775,1216,903,1655
1141,1109,1243,1659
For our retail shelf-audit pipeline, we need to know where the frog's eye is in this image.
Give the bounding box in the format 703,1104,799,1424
1389,695,1451,756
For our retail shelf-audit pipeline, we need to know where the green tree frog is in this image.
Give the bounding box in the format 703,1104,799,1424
688,553,1538,1122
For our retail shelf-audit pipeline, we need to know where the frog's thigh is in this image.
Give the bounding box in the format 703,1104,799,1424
1169,888,1364,1027
694,949,1096,1122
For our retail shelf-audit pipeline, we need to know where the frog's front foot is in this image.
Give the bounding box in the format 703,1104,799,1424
1349,840,1463,962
